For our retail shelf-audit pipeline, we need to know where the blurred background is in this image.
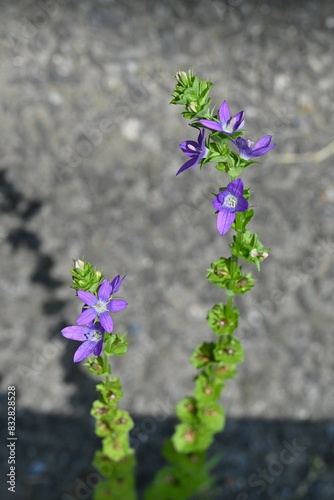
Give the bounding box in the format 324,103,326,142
1,0,334,498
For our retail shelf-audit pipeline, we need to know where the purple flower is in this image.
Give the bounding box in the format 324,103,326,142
233,135,276,160
110,274,126,294
199,100,244,135
76,278,127,332
61,323,105,363
212,178,248,235
176,128,208,176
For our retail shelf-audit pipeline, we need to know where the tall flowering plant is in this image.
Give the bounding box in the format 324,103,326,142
145,70,275,498
60,70,275,499
61,260,136,500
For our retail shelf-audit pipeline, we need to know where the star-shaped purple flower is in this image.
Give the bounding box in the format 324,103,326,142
61,323,105,363
176,128,208,176
76,278,127,332
199,100,244,135
212,178,248,235
233,135,276,160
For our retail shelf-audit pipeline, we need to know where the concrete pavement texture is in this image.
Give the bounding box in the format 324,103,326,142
0,1,334,499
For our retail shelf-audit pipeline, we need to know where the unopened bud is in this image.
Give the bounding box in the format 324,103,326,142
73,258,85,270
176,70,187,84
250,249,269,259
188,102,198,113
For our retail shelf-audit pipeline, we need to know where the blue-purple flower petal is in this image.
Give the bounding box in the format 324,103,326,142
177,128,208,176
250,142,276,157
98,280,112,302
76,307,97,325
109,274,126,294
219,100,230,125
99,311,113,332
93,340,104,357
200,101,244,135
235,196,248,212
227,178,244,198
233,135,275,160
212,193,224,211
78,290,97,306
74,340,97,363
229,111,244,132
198,119,222,131
217,211,236,235
107,299,128,313
180,140,200,156
253,135,272,149
61,325,89,341
212,177,248,236
176,157,199,176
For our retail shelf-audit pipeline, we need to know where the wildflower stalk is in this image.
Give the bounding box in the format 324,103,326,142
62,260,136,500
145,70,274,498
89,350,136,500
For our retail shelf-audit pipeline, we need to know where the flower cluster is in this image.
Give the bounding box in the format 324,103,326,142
176,87,276,236
61,273,127,362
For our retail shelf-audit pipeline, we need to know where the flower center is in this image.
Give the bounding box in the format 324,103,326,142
224,194,237,208
224,121,234,133
90,329,102,342
95,300,107,314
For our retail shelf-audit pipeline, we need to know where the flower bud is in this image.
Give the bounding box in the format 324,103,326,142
176,70,187,84
73,258,85,270
188,102,198,113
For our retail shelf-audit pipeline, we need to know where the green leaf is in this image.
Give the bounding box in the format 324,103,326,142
162,439,206,469
171,69,213,120
102,433,133,462
143,465,203,500
111,409,135,433
94,477,136,500
207,303,239,335
104,333,130,356
213,336,244,364
175,397,198,424
84,355,111,376
232,273,255,294
233,208,254,232
206,257,240,288
96,377,124,405
197,403,225,432
172,423,214,453
95,417,113,438
190,342,216,369
93,453,136,500
94,409,134,439
231,230,270,271
91,400,116,421
206,362,238,381
207,257,255,293
227,156,255,180
194,373,224,403
144,440,215,498
70,258,104,292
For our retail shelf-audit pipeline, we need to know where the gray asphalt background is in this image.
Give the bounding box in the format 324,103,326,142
1,1,334,499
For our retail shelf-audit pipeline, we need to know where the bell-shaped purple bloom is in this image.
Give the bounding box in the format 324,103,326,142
176,128,208,176
199,100,244,135
233,135,276,160
61,323,105,363
212,178,248,235
109,274,126,294
76,278,127,333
